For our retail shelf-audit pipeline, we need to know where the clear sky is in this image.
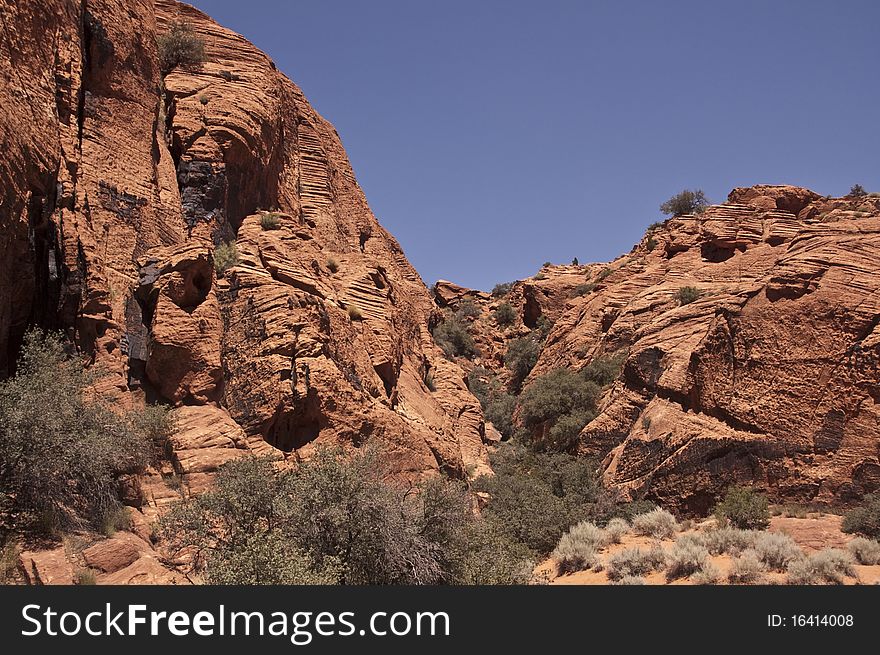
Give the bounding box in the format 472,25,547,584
188,0,879,291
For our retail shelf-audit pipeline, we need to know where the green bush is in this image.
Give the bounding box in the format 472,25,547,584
841,494,880,538
347,305,363,321
646,236,657,252
491,282,514,297
849,184,867,197
494,302,517,327
714,486,770,530
607,545,666,581
432,314,477,359
473,446,602,555
582,351,626,386
157,20,206,74
660,189,709,216
518,368,600,450
484,393,517,439
632,508,678,539
786,549,856,585
214,241,238,277
326,258,339,273
504,336,541,391
572,283,596,297
457,520,536,585
161,449,481,585
260,212,281,230
846,537,880,565
677,286,701,306
0,331,152,532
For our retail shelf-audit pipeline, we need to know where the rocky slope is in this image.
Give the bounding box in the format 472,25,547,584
439,186,880,512
0,0,490,505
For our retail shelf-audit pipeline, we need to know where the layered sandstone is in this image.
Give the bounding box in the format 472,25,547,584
0,0,490,508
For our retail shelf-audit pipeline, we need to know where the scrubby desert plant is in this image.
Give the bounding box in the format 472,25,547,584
691,562,720,585
607,545,666,581
517,368,600,451
786,549,856,585
727,550,766,584
666,539,710,581
714,485,770,530
660,189,709,216
611,575,646,585
849,183,867,197
677,286,701,306
213,241,238,277
552,521,603,574
326,257,339,273
603,518,630,545
260,212,281,230
74,569,97,585
572,282,596,297
432,313,477,359
752,532,802,571
846,537,880,565
632,508,679,539
494,302,517,327
841,494,880,538
491,282,514,297
702,526,758,555
347,305,364,321
157,20,206,74
504,336,541,391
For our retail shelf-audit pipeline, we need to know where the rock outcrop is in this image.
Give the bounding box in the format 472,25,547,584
0,0,490,505
452,186,879,512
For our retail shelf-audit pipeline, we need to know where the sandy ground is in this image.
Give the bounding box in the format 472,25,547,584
538,514,880,585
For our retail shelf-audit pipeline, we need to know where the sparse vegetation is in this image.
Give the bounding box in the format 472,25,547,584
157,20,206,75
571,257,579,266
198,94,209,105
786,548,856,585
432,312,477,359
677,286,701,306
494,302,517,327
347,305,364,321
660,189,709,217
841,494,880,538
632,508,679,539
504,336,541,391
213,241,238,277
326,257,339,273
74,568,98,585
849,184,867,197
846,537,880,565
0,331,153,533
646,236,657,251
603,518,630,545
424,370,436,392
752,532,802,571
611,575,646,585
491,282,514,297
607,545,666,581
727,550,766,584
260,212,281,230
702,526,758,555
666,538,710,581
517,368,600,451
552,521,603,574
714,486,770,530
691,562,720,585
572,282,596,297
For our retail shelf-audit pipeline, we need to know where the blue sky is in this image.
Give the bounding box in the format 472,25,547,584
189,0,879,291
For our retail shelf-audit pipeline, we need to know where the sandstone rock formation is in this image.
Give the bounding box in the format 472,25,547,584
0,0,490,508
452,186,879,513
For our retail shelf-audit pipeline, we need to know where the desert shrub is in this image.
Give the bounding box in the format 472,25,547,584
714,486,770,530
572,283,596,297
1,540,20,583
691,562,720,585
841,494,880,538
504,336,541,391
727,550,766,584
846,537,880,565
347,305,363,321
457,520,536,585
473,445,601,555
198,94,209,105
571,257,579,265
0,331,152,532
484,393,517,439
607,545,666,581
432,314,477,359
849,184,867,197
424,371,436,392
786,549,856,585
74,569,97,585
518,368,600,451
646,236,657,252
534,273,547,280
260,212,281,230
666,539,710,581
660,189,709,216
455,299,481,319
677,286,701,306
752,532,802,571
603,518,630,545
632,508,679,539
611,575,646,585
157,20,206,74
702,526,758,555
552,521,604,574
162,449,479,585
213,241,238,277
581,351,626,387
100,506,132,537
326,258,339,273
494,302,517,326
491,282,514,297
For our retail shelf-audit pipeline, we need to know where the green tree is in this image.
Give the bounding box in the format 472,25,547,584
660,189,709,216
